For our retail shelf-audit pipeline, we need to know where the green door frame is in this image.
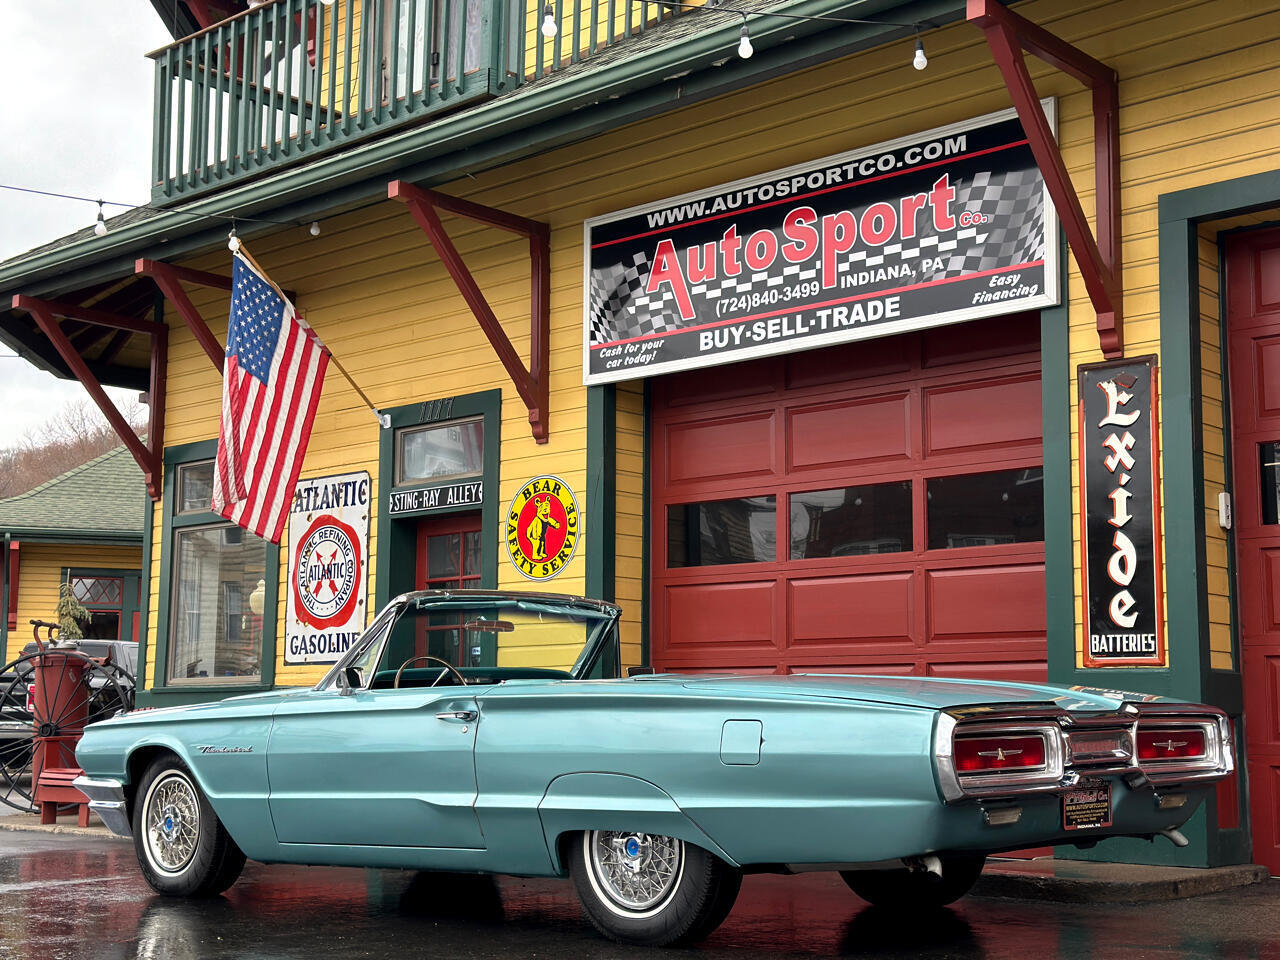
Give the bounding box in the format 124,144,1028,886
375,389,502,608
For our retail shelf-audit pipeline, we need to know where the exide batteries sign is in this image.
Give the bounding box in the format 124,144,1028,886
583,103,1059,384
1079,358,1166,668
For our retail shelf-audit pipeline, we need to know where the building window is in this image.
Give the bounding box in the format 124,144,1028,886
157,447,278,692
395,417,484,485
169,524,267,683
790,482,912,559
70,575,125,640
667,496,777,567
926,467,1044,549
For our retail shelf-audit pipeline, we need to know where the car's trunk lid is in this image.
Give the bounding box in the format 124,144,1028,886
675,674,1174,711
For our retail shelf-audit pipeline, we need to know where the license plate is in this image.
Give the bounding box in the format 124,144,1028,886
1062,779,1113,830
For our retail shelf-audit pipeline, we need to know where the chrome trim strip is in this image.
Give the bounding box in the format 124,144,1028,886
71,776,132,838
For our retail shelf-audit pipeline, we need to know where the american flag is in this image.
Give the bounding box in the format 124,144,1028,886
212,252,329,543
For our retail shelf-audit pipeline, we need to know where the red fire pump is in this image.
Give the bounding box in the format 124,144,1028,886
0,621,133,821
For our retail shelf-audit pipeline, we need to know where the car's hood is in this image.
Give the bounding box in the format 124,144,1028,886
673,674,1177,711
107,688,308,724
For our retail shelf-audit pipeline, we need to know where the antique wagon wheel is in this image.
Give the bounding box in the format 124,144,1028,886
0,651,133,812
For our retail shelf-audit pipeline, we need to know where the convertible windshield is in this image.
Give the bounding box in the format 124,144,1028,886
323,594,618,689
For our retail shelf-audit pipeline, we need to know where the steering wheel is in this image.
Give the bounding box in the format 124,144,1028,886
393,655,468,689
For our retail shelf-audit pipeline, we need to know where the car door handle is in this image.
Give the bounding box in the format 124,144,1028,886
435,710,478,722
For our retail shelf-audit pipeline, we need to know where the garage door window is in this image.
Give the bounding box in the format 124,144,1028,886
926,467,1044,549
790,482,912,559
668,496,776,567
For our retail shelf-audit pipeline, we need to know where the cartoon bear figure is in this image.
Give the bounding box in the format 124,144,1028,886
525,495,562,562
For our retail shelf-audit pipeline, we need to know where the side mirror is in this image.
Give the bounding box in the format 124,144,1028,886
627,666,656,677
336,667,361,696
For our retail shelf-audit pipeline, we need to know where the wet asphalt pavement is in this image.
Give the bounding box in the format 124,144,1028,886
0,832,1278,960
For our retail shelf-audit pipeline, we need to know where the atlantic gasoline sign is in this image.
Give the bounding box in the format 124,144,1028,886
506,475,580,580
583,102,1059,384
1079,358,1165,667
285,471,371,664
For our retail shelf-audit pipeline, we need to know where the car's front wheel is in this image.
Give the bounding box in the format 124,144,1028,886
132,756,246,897
840,854,986,909
569,830,742,946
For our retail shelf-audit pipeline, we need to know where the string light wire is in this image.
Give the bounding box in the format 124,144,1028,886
0,182,322,233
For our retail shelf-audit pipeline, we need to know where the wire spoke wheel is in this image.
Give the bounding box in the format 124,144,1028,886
587,831,685,917
0,650,134,812
143,773,202,874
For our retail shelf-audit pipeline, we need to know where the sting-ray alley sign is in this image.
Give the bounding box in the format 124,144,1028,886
583,102,1060,384
285,471,371,664
1079,358,1165,667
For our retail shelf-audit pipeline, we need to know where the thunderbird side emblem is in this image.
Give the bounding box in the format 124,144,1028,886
196,745,254,754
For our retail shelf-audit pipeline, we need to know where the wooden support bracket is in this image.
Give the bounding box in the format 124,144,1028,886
137,259,228,372
388,180,551,444
11,295,168,500
968,0,1123,358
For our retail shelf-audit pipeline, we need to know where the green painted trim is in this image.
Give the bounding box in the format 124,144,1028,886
1042,235,1075,688
0,0,961,304
60,566,143,645
585,385,616,603
137,490,154,702
149,437,279,701
374,389,502,610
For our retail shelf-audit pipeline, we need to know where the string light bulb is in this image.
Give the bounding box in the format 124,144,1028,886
912,37,928,70
541,4,557,38
309,221,321,237
93,201,108,237
228,226,241,253
737,21,753,59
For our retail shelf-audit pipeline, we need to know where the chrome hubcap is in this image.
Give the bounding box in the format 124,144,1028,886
145,774,199,874
588,831,683,914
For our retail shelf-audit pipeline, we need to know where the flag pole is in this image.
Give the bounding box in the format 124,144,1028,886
234,243,391,429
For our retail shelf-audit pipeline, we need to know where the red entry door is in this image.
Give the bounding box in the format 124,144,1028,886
1227,230,1280,875
414,513,484,665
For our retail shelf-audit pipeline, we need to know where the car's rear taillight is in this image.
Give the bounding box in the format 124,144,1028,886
954,735,1048,773
1136,727,1208,761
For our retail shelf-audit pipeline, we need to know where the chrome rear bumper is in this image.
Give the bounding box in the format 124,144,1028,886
72,776,131,838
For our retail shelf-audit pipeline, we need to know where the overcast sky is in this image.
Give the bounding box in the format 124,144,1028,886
0,2,172,450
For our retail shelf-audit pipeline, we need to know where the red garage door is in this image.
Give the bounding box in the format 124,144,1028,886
651,313,1046,680
1227,229,1280,875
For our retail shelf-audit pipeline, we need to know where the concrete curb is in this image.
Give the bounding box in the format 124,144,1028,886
975,862,1270,903
0,817,127,841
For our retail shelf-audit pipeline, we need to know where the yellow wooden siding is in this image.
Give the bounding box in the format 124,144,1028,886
616,380,645,671
1197,227,1232,672
8,543,142,664
521,0,703,80
146,0,1280,686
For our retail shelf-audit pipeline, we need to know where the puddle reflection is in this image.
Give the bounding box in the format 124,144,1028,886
0,837,1276,960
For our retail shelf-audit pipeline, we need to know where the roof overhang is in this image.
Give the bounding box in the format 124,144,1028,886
0,0,964,356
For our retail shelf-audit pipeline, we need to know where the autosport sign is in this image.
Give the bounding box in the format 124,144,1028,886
583,103,1059,384
285,471,371,664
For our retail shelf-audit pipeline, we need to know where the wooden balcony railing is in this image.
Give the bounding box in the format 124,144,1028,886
149,0,696,201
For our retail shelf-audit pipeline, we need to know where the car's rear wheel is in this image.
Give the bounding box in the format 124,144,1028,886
132,756,245,897
840,854,986,909
569,830,742,946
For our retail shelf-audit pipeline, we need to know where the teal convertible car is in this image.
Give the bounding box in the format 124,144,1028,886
75,590,1232,945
